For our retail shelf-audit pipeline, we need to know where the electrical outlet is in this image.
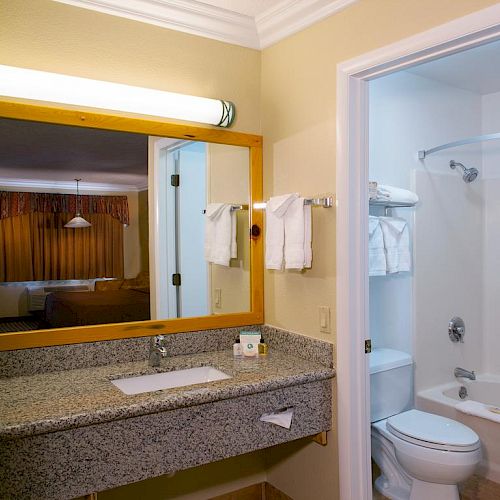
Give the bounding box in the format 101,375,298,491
319,306,331,334
215,288,222,308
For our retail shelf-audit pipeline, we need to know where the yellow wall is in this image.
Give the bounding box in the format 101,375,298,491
3,0,500,499
261,1,498,499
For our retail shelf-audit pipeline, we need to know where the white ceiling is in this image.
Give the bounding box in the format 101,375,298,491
54,0,359,49
196,0,283,18
407,39,500,95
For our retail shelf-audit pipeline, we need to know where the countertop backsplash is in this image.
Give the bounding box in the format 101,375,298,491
0,324,333,378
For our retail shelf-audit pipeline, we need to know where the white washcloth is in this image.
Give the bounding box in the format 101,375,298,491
284,197,312,270
455,400,500,424
379,217,411,273
260,408,294,429
376,185,419,205
204,203,236,266
265,193,299,270
369,216,386,276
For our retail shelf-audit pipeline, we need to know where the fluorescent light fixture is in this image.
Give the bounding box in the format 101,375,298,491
0,65,235,127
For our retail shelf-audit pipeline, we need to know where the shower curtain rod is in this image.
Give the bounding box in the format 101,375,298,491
418,132,500,159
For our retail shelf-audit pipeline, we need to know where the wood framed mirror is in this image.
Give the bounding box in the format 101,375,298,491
0,99,263,351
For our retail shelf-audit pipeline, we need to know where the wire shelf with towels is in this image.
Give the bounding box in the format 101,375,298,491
253,196,334,209
369,199,417,216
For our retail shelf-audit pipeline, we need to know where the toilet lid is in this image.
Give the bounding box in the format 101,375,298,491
387,410,480,452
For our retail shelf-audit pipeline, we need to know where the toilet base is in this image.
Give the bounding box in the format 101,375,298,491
375,474,460,500
374,474,410,500
409,479,459,500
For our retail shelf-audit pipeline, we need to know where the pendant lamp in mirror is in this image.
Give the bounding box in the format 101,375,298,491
65,179,91,228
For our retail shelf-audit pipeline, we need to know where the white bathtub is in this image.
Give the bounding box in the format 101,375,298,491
418,374,500,482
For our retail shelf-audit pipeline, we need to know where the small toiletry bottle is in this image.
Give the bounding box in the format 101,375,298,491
233,337,243,357
258,337,268,356
240,331,260,357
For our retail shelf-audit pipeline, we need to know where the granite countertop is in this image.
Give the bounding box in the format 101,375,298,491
0,349,334,439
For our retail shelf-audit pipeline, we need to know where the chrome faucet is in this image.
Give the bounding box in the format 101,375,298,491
454,367,476,380
149,335,167,367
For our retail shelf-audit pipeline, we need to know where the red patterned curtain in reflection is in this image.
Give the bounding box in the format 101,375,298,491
0,192,128,282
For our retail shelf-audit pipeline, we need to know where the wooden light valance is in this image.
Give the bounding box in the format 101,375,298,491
0,191,130,225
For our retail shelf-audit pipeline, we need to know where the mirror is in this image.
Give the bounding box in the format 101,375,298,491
0,100,263,350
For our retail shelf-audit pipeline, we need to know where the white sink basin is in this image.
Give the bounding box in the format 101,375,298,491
111,366,231,395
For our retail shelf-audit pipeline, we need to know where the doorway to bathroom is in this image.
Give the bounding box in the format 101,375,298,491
336,6,500,500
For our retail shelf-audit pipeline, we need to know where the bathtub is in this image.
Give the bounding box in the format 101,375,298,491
418,374,500,482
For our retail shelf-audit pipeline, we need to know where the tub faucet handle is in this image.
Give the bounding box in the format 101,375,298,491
449,317,465,343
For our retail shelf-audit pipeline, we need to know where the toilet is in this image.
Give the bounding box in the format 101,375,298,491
370,348,481,500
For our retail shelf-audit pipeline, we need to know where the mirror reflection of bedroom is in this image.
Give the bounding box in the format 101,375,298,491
0,118,150,333
0,118,251,334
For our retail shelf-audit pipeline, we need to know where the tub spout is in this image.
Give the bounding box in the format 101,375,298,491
454,367,476,380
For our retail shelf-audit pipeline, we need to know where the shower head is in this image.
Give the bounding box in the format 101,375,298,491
449,160,479,183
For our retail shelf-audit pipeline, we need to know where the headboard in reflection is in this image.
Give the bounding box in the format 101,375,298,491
0,101,263,351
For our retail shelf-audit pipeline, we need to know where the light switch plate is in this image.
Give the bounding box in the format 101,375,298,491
319,306,331,334
215,288,222,308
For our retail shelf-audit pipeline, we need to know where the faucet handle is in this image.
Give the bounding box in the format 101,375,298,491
152,334,165,346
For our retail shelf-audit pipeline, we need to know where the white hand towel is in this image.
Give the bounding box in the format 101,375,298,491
456,400,500,424
265,193,299,270
379,217,411,274
284,197,308,270
376,185,419,205
204,203,235,266
369,216,386,276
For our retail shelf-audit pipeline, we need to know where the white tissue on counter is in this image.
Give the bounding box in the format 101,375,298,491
259,407,294,429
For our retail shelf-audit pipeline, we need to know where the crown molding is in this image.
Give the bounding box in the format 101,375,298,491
53,0,359,49
0,178,143,192
54,0,260,49
257,0,359,48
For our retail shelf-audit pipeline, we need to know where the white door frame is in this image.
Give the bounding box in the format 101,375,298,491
336,5,500,499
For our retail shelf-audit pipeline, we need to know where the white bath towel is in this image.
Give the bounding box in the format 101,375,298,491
379,217,411,273
204,203,236,266
265,193,299,270
376,185,419,205
369,216,386,276
283,197,312,270
455,400,500,424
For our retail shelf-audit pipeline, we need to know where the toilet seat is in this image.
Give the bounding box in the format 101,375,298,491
387,410,480,452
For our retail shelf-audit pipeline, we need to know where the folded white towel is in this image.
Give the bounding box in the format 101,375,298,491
455,400,500,424
265,193,299,270
379,217,411,273
369,216,386,276
204,203,236,267
376,185,419,205
284,197,312,270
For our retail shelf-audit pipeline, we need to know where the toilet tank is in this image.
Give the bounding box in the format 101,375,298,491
370,348,413,423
